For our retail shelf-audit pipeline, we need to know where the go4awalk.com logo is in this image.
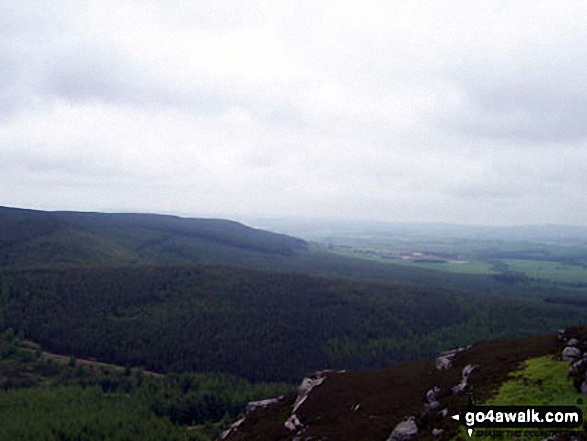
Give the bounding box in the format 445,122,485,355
451,405,583,437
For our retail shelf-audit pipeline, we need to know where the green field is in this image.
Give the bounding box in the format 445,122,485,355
377,257,496,275
505,260,587,284
331,249,587,284
330,249,497,275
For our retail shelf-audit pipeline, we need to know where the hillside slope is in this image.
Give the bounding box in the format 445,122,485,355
223,327,587,441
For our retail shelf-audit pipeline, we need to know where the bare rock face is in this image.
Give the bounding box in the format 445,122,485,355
562,346,583,362
435,346,471,371
387,416,418,441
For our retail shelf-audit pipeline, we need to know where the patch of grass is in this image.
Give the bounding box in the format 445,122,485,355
486,356,582,407
454,355,586,440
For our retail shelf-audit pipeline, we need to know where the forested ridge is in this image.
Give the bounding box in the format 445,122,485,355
0,206,306,268
1,264,585,383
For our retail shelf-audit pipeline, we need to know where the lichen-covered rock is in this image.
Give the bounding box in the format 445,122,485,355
387,416,418,441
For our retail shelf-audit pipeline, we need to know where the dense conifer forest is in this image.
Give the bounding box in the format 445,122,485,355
1,264,585,383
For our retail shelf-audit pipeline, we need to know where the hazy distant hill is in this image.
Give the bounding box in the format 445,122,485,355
247,217,587,246
0,206,307,268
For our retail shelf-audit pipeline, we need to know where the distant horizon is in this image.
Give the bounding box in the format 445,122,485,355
3,204,587,230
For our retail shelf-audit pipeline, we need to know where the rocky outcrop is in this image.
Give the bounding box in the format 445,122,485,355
284,413,304,432
292,371,331,414
246,397,284,414
387,416,418,441
435,345,471,371
560,331,587,395
567,338,581,347
284,370,343,434
220,418,246,440
220,395,285,439
426,386,440,403
432,428,444,437
568,358,587,377
424,386,441,411
562,346,582,362
451,364,477,394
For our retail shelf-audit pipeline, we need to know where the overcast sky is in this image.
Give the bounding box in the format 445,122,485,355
1,1,587,226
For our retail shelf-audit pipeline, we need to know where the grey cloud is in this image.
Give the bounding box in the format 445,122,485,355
0,56,25,118
0,148,134,180
436,36,587,144
43,48,233,114
1,1,587,226
449,83,587,143
445,182,527,200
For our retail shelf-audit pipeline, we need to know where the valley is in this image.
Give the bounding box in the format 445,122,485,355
1,206,587,440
